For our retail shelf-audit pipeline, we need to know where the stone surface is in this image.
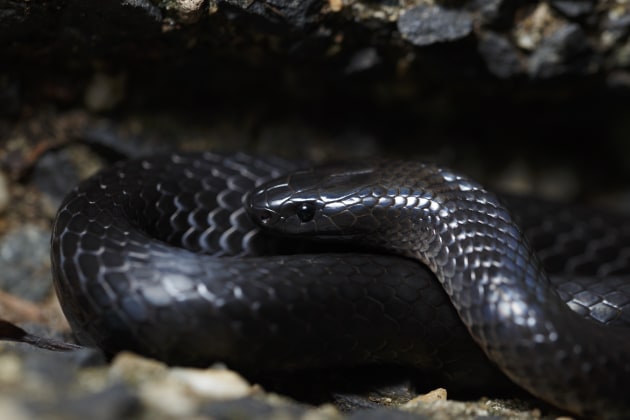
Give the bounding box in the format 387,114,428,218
550,0,594,18
478,31,524,78
0,225,52,301
528,23,595,78
0,346,555,419
397,5,473,47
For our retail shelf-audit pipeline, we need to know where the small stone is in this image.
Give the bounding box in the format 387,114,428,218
550,0,594,18
472,0,510,27
168,367,252,399
0,225,52,301
513,3,557,51
478,32,524,78
109,352,169,384
527,23,593,78
0,353,22,384
243,0,321,28
170,0,205,23
601,9,630,49
110,353,254,417
329,0,343,13
121,0,162,21
139,377,199,417
403,388,447,407
397,5,473,46
0,397,30,420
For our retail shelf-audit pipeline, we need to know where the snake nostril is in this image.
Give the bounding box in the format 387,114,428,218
258,209,274,225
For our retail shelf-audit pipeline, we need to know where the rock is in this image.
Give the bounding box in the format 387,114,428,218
0,397,30,420
397,5,473,46
478,32,524,78
119,0,162,22
513,3,558,51
403,388,447,406
168,367,252,399
169,0,206,24
234,0,322,28
109,352,254,417
472,0,511,28
32,149,83,208
550,0,594,18
0,225,52,301
528,23,594,78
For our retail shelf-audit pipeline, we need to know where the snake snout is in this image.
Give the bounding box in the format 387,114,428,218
247,197,281,227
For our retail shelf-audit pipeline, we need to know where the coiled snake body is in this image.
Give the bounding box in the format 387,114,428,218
51,152,630,418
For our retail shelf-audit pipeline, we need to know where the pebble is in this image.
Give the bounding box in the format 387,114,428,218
170,0,205,23
478,31,524,78
550,0,594,18
109,352,253,417
0,343,561,419
397,5,473,46
528,23,593,78
0,397,30,420
0,225,52,301
403,388,447,406
168,367,252,399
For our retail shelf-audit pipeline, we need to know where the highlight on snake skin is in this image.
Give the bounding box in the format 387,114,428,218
46,152,630,419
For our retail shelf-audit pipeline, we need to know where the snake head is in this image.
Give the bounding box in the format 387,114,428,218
247,164,378,236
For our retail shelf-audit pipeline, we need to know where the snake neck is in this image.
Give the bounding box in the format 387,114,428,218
362,177,562,336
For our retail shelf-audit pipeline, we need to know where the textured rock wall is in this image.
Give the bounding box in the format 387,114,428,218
2,1,629,187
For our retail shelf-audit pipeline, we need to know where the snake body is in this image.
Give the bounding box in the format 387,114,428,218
51,152,630,418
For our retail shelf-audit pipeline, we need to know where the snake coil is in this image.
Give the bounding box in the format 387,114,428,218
52,152,630,418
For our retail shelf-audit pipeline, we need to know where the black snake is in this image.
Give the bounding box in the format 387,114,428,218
50,152,630,418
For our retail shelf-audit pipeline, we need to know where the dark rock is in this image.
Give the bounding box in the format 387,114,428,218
470,0,512,29
28,384,140,420
226,0,323,28
478,32,524,78
602,9,630,47
0,226,51,301
118,0,162,22
32,150,82,207
397,5,473,46
63,347,109,368
527,23,595,78
21,348,84,384
549,0,594,19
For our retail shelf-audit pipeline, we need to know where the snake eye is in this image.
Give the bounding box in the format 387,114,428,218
296,202,316,223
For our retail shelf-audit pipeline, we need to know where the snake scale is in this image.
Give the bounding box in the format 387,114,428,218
51,152,630,418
